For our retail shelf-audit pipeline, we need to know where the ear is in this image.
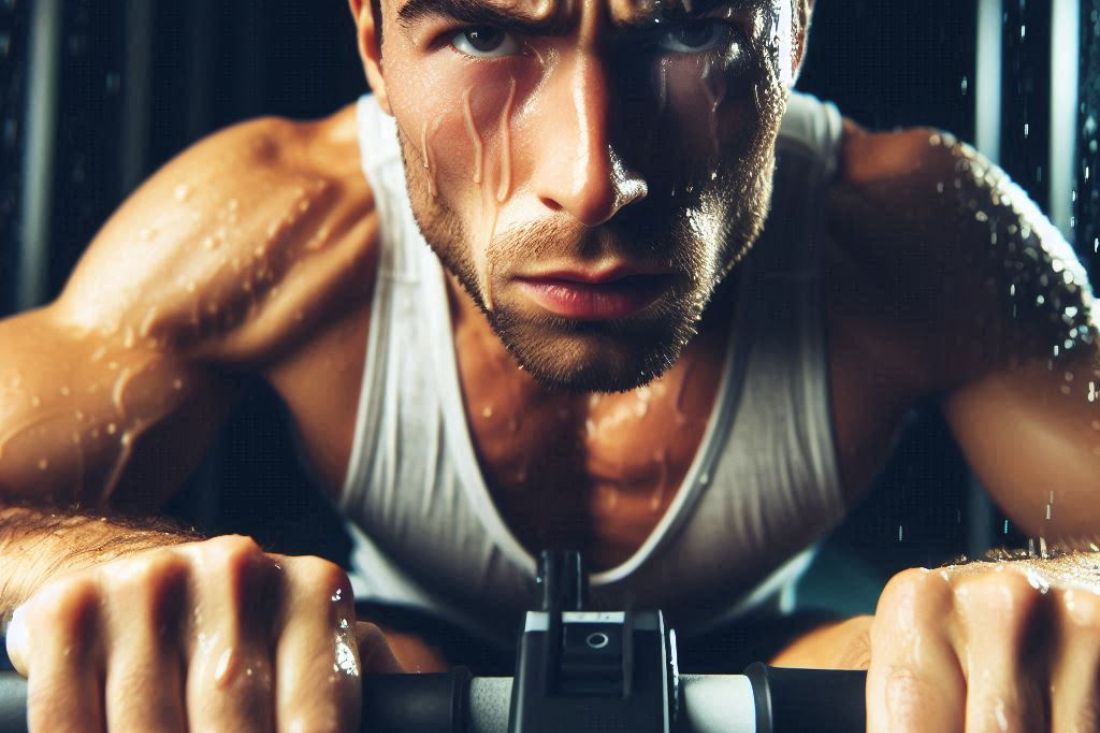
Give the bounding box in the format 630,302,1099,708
790,0,814,85
348,0,393,115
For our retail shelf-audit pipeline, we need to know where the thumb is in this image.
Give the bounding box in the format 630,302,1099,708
356,621,406,674
4,605,29,677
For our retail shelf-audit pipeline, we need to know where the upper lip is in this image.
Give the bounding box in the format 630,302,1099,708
517,265,671,285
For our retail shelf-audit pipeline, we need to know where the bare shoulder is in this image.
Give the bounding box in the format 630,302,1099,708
823,117,1094,395
53,103,381,367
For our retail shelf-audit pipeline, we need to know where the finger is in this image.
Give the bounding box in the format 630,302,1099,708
5,605,29,677
183,536,276,732
954,570,1047,733
357,621,405,674
102,558,188,733
23,582,105,733
273,556,362,733
866,569,965,733
1050,588,1100,732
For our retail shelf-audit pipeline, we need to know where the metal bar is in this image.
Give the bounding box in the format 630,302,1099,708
120,0,155,195
17,0,63,310
185,0,216,140
968,0,1004,558
1049,0,1081,239
975,0,1004,163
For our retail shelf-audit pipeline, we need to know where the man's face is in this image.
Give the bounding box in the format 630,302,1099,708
362,0,799,392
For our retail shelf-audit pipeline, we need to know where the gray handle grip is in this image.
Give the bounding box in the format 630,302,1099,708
0,669,864,732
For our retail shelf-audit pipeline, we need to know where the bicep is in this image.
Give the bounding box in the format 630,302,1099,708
0,306,238,511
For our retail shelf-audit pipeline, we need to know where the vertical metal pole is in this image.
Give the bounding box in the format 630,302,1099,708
1049,0,1080,239
185,0,216,141
120,0,154,196
968,0,1004,558
17,0,63,310
976,0,1004,165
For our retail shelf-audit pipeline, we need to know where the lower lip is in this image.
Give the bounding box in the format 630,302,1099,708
516,276,670,320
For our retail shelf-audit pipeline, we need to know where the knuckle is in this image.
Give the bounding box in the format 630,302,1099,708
357,621,386,645
205,534,264,564
33,576,101,632
876,568,949,622
953,570,1039,632
292,556,351,597
113,552,187,602
199,534,267,582
1061,588,1100,634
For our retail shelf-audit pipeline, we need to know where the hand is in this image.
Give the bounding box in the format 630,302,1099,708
5,534,405,732
867,559,1100,732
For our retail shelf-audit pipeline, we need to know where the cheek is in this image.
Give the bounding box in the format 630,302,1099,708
388,56,529,206
661,55,762,162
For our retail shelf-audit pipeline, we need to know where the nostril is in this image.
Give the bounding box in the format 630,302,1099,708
539,197,564,213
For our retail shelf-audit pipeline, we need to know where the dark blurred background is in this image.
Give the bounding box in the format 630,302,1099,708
0,0,1096,627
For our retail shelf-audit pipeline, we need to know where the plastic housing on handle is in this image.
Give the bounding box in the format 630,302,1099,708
745,664,867,733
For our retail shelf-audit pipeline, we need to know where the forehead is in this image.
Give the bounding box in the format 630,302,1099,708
393,0,782,29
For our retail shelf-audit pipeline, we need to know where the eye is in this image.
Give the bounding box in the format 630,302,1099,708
657,20,730,54
451,26,522,58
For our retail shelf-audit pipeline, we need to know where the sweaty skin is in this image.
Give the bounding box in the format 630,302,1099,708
1,0,1100,730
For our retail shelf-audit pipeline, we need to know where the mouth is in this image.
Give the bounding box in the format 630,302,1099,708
514,268,674,320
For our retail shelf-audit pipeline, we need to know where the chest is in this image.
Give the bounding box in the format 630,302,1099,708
452,317,732,572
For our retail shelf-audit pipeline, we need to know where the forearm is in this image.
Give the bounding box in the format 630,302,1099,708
0,502,201,623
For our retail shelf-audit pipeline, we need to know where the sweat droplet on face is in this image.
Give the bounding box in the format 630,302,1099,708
699,59,728,157
496,78,518,204
420,119,441,199
462,88,484,185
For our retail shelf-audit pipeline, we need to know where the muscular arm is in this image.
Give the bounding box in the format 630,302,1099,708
828,121,1100,539
0,107,380,607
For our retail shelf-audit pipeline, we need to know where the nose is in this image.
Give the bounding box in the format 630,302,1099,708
531,54,647,227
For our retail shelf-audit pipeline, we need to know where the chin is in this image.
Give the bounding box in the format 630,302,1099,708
489,306,696,394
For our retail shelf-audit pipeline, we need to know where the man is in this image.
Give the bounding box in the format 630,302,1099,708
1,0,1099,729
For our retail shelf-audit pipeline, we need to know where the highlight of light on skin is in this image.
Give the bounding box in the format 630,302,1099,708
419,118,440,199
481,196,502,312
571,61,596,202
462,88,485,185
496,77,518,203
776,0,794,87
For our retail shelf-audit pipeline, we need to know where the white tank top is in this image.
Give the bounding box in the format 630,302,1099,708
340,92,848,651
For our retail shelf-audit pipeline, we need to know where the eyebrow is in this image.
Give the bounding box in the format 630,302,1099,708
398,0,571,32
396,0,757,31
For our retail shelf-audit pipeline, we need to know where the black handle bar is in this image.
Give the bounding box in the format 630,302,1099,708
0,665,865,733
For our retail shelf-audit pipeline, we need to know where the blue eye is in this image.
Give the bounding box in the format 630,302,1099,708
451,27,522,57
657,20,729,53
